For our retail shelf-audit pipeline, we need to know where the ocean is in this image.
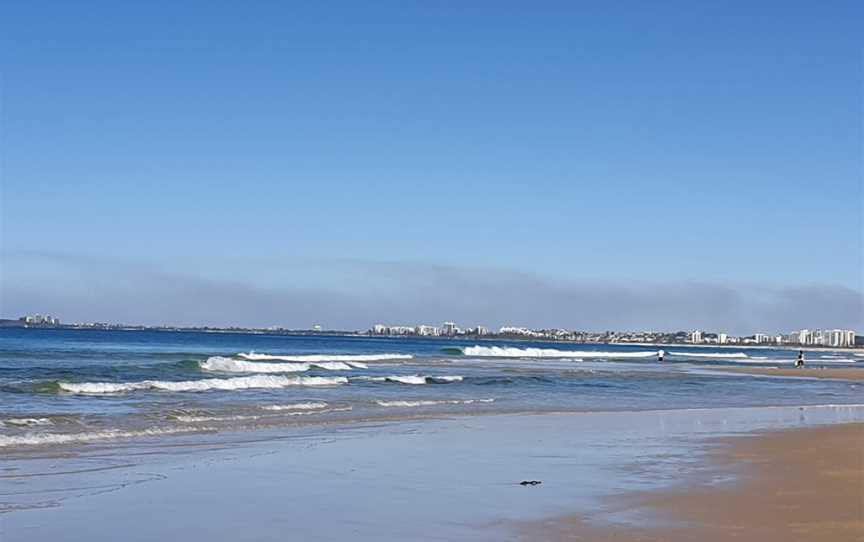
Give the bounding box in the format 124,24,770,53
1,328,862,449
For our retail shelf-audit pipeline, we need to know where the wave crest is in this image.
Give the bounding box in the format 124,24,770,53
461,346,657,359
238,352,410,363
0,417,54,428
200,357,356,373
352,375,463,385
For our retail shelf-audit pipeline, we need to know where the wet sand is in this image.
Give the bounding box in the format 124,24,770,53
3,408,863,541
521,422,864,541
720,367,864,381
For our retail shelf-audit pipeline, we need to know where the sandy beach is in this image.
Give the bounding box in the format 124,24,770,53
522,422,864,541
3,406,864,541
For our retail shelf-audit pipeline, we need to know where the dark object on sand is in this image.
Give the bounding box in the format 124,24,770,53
520,480,542,486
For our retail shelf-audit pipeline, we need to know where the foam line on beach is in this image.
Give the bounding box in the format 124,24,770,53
260,402,329,411
460,346,658,359
0,426,208,448
57,375,348,394
172,414,261,423
375,399,494,407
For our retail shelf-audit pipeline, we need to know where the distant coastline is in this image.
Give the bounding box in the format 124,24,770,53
2,321,861,353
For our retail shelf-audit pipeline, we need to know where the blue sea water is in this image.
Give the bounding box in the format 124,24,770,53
1,328,862,448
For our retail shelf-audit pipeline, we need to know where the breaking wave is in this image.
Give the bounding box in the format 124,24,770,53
57,375,348,394
669,351,749,359
352,375,464,385
375,399,494,407
0,417,54,428
238,352,409,364
460,346,657,359
199,357,356,373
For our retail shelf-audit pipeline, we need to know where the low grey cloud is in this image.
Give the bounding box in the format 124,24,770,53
1,251,861,334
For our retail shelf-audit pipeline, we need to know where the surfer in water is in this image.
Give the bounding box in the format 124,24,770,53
657,350,665,362
796,350,804,368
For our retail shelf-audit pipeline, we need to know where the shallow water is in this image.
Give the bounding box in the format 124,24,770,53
1,328,861,449
2,406,863,541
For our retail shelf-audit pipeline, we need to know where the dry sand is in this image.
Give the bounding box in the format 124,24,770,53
519,423,864,541
721,367,864,381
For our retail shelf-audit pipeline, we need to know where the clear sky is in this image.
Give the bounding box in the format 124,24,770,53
1,1,862,333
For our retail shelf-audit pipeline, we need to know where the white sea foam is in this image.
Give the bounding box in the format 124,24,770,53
375,399,494,407
58,375,348,394
200,356,311,373
238,352,412,362
433,375,464,382
669,351,749,359
175,403,349,421
353,375,463,385
0,417,54,428
200,357,355,373
0,427,205,448
311,361,354,371
461,346,657,359
261,402,329,411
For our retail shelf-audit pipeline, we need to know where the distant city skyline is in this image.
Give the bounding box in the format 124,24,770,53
7,312,860,346
1,2,862,332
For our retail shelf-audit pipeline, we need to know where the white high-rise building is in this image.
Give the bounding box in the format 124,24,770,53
416,325,440,336
820,329,857,347
442,322,458,336
718,333,728,345
690,330,703,344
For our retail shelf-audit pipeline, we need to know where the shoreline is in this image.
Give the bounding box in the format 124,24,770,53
3,406,864,541
5,401,864,455
715,367,864,381
520,422,864,541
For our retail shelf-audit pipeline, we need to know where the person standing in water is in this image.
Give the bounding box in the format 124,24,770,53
658,349,665,362
796,350,804,368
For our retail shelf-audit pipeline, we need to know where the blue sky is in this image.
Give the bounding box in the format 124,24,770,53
1,1,862,331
